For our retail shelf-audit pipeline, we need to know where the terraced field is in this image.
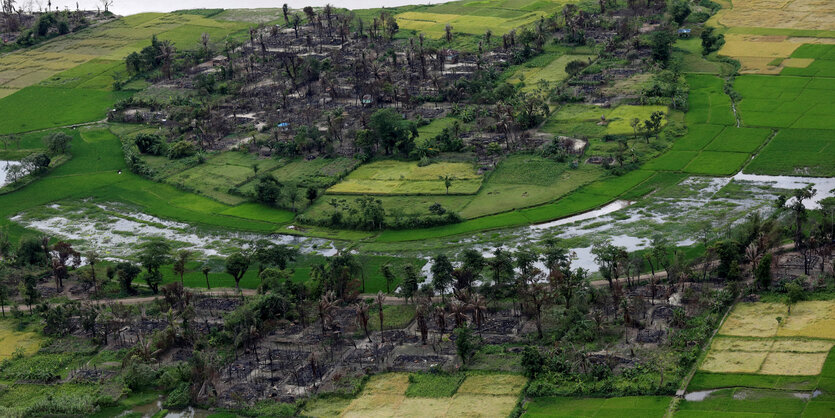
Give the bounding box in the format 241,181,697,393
395,0,569,37
0,12,248,134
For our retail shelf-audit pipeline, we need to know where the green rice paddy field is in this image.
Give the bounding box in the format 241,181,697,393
735,44,835,176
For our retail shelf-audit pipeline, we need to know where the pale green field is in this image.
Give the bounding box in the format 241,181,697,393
513,54,597,90
328,160,483,195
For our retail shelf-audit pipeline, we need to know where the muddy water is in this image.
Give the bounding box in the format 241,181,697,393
0,161,20,187
733,172,835,208
12,202,338,260
530,200,632,230
49,0,451,17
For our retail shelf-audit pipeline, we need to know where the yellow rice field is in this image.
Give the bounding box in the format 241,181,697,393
0,321,43,358
711,0,835,31
700,337,834,375
315,373,525,417
704,300,835,376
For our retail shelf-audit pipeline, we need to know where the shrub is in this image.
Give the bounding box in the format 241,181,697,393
134,133,165,155
163,382,191,409
167,140,196,159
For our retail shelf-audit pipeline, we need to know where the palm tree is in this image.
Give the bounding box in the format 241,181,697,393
469,294,487,332
86,250,100,294
201,265,211,290
355,301,371,342
450,300,467,329
434,306,447,340
318,291,337,336
157,40,176,79
173,250,192,285
376,291,385,338
416,304,429,345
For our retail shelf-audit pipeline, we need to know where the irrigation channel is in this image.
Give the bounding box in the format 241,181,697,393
8,171,835,289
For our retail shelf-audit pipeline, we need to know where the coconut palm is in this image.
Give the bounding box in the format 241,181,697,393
157,40,176,79
416,304,429,345
318,291,337,336
355,301,371,342
469,294,487,331
450,300,468,329
376,291,385,337
434,306,447,339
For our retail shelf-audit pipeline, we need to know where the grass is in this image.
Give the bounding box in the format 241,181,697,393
165,152,282,205
545,104,668,138
327,160,483,195
459,157,603,219
512,54,596,90
682,151,750,176
376,169,654,242
686,74,736,126
642,151,697,171
417,117,459,146
524,396,670,417
704,127,772,153
0,127,295,247
0,86,132,134
671,124,725,151
367,305,416,331
161,254,426,294
0,321,43,359
689,372,819,391
745,128,835,176
676,388,807,416
270,157,358,188
405,373,466,398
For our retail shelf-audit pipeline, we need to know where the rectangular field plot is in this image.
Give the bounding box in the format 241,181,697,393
719,302,785,337
643,151,697,171
700,337,833,375
512,54,596,90
524,396,670,417
671,124,725,151
685,74,736,126
327,160,483,195
682,151,750,176
677,388,808,416
0,86,131,134
704,127,772,153
165,152,281,205
719,301,835,339
545,104,667,137
323,373,525,417
744,129,835,176
269,157,359,189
